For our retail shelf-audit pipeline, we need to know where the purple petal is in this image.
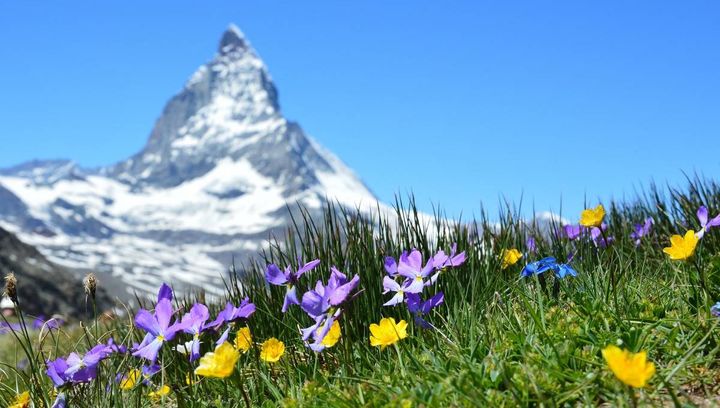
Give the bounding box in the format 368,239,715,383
328,274,360,306
384,256,398,276
382,276,401,293
265,264,289,286
297,259,321,277
301,290,325,318
190,337,201,362
154,299,174,332
707,213,720,229
282,285,300,313
216,327,230,346
132,338,163,362
134,309,161,336
383,291,405,306
157,283,173,302
698,206,709,227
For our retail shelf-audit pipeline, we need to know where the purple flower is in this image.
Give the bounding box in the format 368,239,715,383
432,244,467,269
563,225,583,241
300,267,360,351
207,298,256,330
630,217,654,246
384,255,401,277
106,337,127,354
526,237,537,254
46,357,70,387
697,206,720,239
265,259,320,313
397,250,435,293
63,344,112,383
180,303,209,361
132,298,184,362
590,223,614,248
141,364,161,384
382,276,410,306
711,302,720,318
406,292,444,329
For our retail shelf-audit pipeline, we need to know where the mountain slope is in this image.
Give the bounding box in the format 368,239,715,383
0,25,377,298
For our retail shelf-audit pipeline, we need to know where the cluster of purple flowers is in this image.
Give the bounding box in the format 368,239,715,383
265,259,360,352
563,223,616,248
383,244,466,328
44,282,256,401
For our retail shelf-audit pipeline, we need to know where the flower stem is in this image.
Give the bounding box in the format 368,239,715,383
393,343,407,378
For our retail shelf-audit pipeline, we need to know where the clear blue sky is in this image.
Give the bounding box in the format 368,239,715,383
1,1,719,219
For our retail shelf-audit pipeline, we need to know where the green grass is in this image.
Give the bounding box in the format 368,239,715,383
3,176,720,407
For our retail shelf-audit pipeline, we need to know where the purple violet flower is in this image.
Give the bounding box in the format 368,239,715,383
132,298,184,362
406,292,444,329
563,225,583,240
180,303,209,361
630,217,654,246
382,276,410,306
265,259,320,313
206,298,256,330
397,249,435,293
697,206,720,239
157,283,173,302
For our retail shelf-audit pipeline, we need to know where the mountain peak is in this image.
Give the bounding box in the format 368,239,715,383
218,23,248,54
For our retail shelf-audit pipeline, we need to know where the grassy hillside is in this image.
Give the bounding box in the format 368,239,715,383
2,177,720,407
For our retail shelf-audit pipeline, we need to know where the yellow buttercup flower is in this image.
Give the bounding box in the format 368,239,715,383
234,326,253,353
369,317,408,349
663,230,699,261
8,391,30,408
500,248,523,270
260,337,285,363
148,385,171,399
318,320,341,348
580,204,605,227
602,345,655,388
119,369,141,390
194,342,240,378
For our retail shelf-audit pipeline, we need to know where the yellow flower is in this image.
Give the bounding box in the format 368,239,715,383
260,337,285,363
663,230,699,261
8,392,30,408
119,369,141,390
148,385,171,399
579,204,605,227
369,317,408,349
194,342,240,378
318,320,341,348
602,345,655,388
234,326,253,353
500,249,523,270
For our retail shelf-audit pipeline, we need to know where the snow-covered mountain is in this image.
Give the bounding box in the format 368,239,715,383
0,25,376,298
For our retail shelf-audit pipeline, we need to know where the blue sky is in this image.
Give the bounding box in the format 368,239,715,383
1,1,718,219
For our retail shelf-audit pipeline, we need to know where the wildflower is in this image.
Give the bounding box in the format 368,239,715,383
500,249,523,270
180,303,210,361
397,249,435,293
195,342,240,378
663,230,699,261
83,273,97,300
8,391,30,408
711,302,720,318
602,345,655,388
384,254,401,277
580,204,605,228
265,259,320,312
382,276,409,306
300,267,360,351
631,217,654,246
149,385,171,399
696,206,720,239
369,317,408,349
207,298,256,330
406,292,444,329
260,338,285,363
4,273,17,304
563,224,583,241
119,369,141,390
520,257,577,279
590,223,615,248
132,298,185,362
526,236,537,253
46,357,70,388
234,327,253,353
432,244,467,269
64,344,113,382
318,321,341,348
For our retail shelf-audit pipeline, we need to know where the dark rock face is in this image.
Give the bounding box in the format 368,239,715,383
0,227,112,317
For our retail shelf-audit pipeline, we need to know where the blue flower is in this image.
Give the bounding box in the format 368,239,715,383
711,302,720,318
520,257,577,279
